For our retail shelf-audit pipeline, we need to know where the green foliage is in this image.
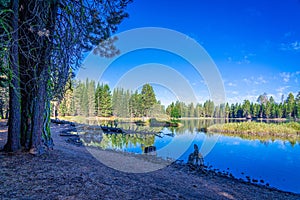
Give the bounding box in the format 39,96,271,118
87,80,96,117
129,90,142,117
60,80,300,121
165,91,300,120
225,103,230,118
72,80,88,116
141,83,157,117
112,88,131,117
59,99,67,116
242,100,251,118
203,100,214,117
166,101,182,119
59,81,165,119
264,101,271,118
286,93,295,118
95,83,112,117
149,101,166,118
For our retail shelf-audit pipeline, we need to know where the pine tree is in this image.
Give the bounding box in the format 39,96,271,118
214,105,220,118
58,73,74,116
254,103,261,118
70,96,76,116
140,84,157,117
129,90,141,117
225,103,230,118
112,88,121,117
59,99,67,116
112,88,131,118
230,104,235,118
194,103,201,118
242,100,251,118
269,96,276,118
188,103,195,117
218,103,225,118
276,103,284,118
87,80,96,117
259,104,265,118
149,101,165,118
73,81,88,116
265,101,271,118
286,93,295,118
95,83,101,116
95,84,112,117
171,102,182,118
124,89,131,117
82,82,89,117
204,100,214,117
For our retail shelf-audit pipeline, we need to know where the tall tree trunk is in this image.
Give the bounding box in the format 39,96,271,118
20,91,33,149
19,63,49,154
4,0,21,152
29,73,47,154
18,0,57,154
41,1,58,150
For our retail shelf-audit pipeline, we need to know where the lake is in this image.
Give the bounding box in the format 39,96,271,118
79,119,300,194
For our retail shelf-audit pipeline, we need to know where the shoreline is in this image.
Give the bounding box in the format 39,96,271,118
1,120,300,199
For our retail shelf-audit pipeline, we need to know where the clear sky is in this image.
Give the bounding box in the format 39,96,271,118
80,0,300,105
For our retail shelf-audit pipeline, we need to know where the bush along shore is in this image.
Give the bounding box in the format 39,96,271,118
207,122,300,142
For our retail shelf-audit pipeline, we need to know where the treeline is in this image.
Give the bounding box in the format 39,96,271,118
166,100,224,118
166,92,300,119
57,79,300,120
56,80,165,118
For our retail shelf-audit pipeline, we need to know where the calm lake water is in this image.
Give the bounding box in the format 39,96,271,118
80,119,300,194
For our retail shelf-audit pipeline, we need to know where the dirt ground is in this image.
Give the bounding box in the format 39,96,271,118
0,120,300,200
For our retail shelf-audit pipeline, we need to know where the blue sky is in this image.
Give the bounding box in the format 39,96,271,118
79,0,300,105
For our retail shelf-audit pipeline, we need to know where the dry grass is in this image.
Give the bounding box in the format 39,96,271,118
208,122,300,137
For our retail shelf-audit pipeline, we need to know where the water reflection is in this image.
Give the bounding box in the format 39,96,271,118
81,132,156,153
79,119,300,150
75,119,300,193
